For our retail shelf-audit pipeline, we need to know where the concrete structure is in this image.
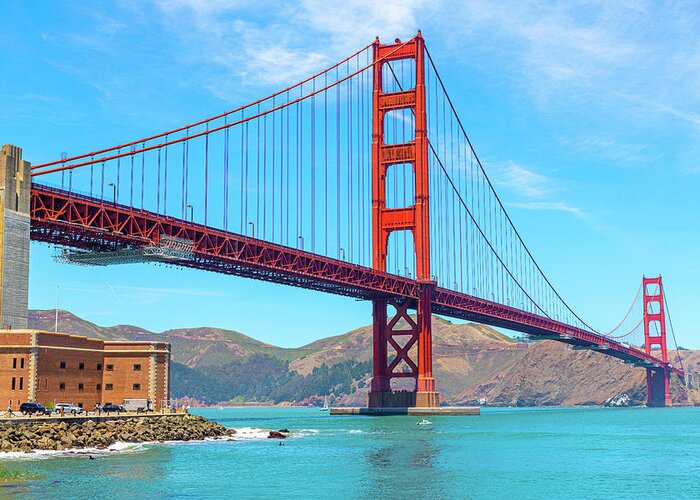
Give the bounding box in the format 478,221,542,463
331,406,480,416
0,330,170,411
0,145,31,330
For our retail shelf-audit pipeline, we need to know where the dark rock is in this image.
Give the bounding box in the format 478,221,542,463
268,431,287,439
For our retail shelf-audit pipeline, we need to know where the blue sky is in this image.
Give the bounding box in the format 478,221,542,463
2,1,699,348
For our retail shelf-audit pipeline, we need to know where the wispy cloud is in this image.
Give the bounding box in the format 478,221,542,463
433,0,700,182
557,135,653,167
150,0,424,99
494,162,552,199
490,161,583,216
508,201,583,216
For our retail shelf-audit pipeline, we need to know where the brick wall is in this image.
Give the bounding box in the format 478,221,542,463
0,331,170,410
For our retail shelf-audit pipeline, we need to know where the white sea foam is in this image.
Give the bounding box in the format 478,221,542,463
232,427,273,440
0,442,146,461
348,429,363,434
295,429,319,435
0,428,278,459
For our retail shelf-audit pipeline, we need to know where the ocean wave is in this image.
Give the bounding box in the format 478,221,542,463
232,427,274,440
0,442,146,461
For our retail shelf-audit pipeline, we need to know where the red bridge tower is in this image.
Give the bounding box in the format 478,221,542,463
368,33,439,408
643,276,672,407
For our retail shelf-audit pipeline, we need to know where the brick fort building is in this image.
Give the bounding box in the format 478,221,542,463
0,329,170,411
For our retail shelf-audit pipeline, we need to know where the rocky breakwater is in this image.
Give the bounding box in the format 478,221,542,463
0,415,236,453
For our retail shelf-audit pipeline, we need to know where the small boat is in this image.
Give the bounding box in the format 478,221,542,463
320,396,329,412
417,419,432,426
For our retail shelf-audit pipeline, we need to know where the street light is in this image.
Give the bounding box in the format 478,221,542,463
339,248,346,260
107,183,116,203
248,222,255,238
298,236,304,250
186,204,194,222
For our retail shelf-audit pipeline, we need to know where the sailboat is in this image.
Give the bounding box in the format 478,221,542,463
320,396,329,412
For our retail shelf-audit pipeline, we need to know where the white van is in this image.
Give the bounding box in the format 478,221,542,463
122,398,151,412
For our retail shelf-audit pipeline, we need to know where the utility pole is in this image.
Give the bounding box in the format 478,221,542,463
55,285,59,333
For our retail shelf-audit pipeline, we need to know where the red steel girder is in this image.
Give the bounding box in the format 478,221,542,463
29,185,681,379
30,184,419,301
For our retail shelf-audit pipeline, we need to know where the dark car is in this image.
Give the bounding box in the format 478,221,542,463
102,403,126,414
19,402,51,416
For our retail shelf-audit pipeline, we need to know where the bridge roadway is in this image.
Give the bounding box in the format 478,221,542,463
30,183,681,377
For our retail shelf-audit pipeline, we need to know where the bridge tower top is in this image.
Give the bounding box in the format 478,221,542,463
371,33,430,280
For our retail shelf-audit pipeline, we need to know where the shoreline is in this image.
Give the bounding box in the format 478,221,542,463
0,435,237,460
0,414,235,454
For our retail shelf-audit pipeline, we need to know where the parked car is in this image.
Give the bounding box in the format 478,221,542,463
19,402,51,416
102,403,126,413
54,403,83,415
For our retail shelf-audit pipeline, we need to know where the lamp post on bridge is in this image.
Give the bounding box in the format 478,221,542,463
298,236,304,251
186,204,194,223
107,183,116,204
248,222,255,238
339,248,345,260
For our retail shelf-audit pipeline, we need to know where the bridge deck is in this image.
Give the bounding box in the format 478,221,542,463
30,184,681,377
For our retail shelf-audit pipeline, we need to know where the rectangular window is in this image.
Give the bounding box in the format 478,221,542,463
20,358,24,369
78,383,84,392
133,383,141,391
19,378,23,391
105,383,113,391
106,364,114,371
96,383,102,391
44,378,48,390
79,362,85,370
59,361,66,369
12,358,16,369
11,377,16,390
97,363,103,371
133,364,141,371
59,382,65,390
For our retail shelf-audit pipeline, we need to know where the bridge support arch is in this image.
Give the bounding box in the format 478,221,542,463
643,276,672,407
368,34,439,408
0,145,31,330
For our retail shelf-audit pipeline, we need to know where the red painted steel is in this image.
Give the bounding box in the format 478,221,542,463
370,33,437,406
643,276,672,406
29,184,683,386
30,184,420,300
26,34,684,411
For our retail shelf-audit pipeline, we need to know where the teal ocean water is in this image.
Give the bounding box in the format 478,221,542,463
0,406,698,498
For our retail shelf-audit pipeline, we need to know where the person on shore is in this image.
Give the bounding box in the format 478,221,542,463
5,405,13,418
94,403,101,416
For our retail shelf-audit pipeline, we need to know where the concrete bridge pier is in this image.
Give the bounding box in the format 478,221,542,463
646,367,672,407
0,144,31,329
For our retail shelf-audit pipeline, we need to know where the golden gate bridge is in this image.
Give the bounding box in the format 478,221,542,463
6,32,684,409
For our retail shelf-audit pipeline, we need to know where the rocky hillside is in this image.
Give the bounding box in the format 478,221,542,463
29,310,305,365
28,310,700,406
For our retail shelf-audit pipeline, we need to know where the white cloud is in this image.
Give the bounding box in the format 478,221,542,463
508,201,583,216
150,0,425,99
443,0,700,132
490,161,583,216
494,162,552,199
